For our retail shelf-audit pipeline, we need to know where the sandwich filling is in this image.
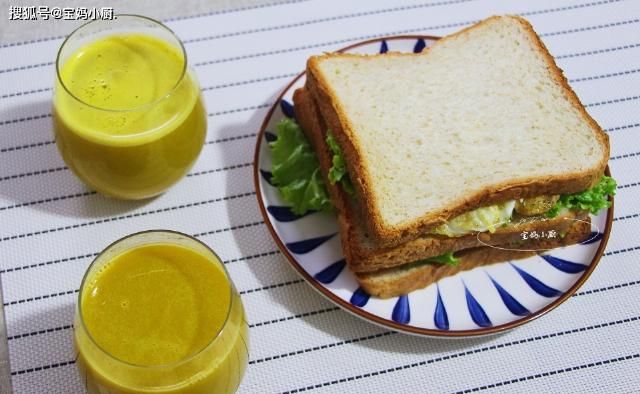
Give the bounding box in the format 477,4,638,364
325,131,355,195
408,251,460,268
269,117,616,237
269,118,332,215
431,201,516,237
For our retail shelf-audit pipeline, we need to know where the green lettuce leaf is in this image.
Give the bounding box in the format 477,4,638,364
326,131,355,195
546,175,616,218
424,251,460,265
404,251,460,270
269,118,332,215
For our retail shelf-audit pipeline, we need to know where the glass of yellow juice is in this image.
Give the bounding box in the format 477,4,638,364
75,230,249,393
53,15,207,199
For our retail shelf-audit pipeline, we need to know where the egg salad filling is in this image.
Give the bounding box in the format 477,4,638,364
430,200,517,237
429,194,571,237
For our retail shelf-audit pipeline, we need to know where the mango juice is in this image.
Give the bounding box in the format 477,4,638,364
54,32,206,199
75,233,248,393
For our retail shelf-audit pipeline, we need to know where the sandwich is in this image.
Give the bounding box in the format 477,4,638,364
269,16,615,298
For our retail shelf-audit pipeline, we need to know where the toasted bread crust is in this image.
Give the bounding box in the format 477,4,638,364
306,16,609,247
357,218,591,298
293,87,360,267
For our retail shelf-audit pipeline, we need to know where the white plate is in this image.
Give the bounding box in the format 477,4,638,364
253,36,613,337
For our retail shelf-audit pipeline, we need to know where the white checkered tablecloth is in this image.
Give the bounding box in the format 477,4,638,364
1,0,639,392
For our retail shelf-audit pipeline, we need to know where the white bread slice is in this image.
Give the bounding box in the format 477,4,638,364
293,87,591,274
306,15,609,246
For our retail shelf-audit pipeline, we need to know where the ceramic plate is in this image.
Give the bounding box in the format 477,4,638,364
253,36,613,337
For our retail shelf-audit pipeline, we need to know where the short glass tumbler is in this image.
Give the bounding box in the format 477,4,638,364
53,15,207,199
74,230,249,393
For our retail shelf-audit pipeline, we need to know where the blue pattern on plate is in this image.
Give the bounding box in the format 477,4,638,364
434,285,449,330
413,38,426,53
264,131,277,142
380,40,389,53
511,263,562,297
581,231,603,244
392,295,410,324
266,205,313,222
286,234,336,254
464,285,492,327
488,275,530,316
350,287,371,307
260,169,275,186
540,255,587,274
314,259,346,284
280,99,295,119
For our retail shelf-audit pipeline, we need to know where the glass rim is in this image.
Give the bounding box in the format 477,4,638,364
76,229,234,370
55,14,188,113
